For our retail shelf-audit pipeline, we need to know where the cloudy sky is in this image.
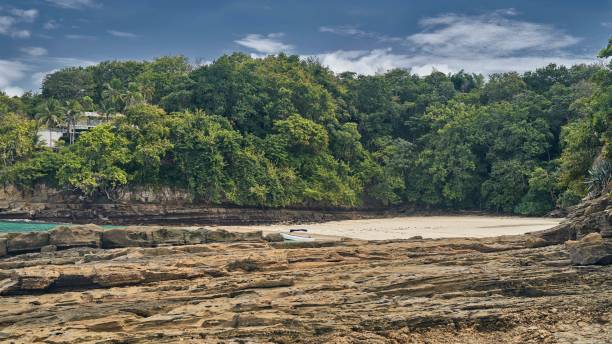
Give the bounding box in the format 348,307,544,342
1,0,610,96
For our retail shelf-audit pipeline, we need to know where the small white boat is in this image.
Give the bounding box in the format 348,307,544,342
280,233,316,242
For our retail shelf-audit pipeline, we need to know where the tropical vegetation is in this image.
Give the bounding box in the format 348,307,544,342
0,38,610,215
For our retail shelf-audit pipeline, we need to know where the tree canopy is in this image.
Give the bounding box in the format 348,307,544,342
1,38,610,214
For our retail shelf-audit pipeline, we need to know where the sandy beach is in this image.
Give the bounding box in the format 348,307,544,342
219,215,562,240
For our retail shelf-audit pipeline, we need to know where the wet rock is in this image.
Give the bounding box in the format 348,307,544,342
40,244,57,253
102,227,152,248
49,224,103,249
0,238,6,257
206,229,262,243
149,227,188,246
183,227,209,244
5,231,49,254
565,233,612,265
0,278,18,295
264,232,284,242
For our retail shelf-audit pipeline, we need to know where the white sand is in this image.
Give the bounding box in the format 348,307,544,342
220,215,562,240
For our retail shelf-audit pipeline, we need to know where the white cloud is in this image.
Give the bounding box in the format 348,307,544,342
311,48,594,76
3,86,24,96
0,60,28,95
9,9,38,22
107,30,138,38
50,57,97,67
406,11,580,57
311,10,594,76
0,16,16,35
235,33,292,54
44,20,60,30
20,46,48,57
0,8,34,39
45,0,100,9
10,29,30,38
32,69,58,87
313,49,412,75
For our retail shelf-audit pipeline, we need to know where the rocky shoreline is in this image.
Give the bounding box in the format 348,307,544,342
0,194,609,343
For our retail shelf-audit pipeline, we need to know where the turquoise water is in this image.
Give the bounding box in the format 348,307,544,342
0,220,124,233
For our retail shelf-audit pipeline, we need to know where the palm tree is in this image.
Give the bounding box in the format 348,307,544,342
35,99,64,147
123,82,145,109
138,82,155,103
99,100,117,122
102,78,125,112
64,100,84,144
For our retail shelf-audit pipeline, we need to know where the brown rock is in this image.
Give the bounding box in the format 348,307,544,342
264,232,284,242
242,277,294,289
17,269,60,291
40,244,57,253
49,224,103,249
183,227,209,244
0,233,611,343
148,227,188,246
0,237,7,257
92,269,146,287
101,227,152,248
6,231,49,254
0,278,18,295
525,235,548,248
565,233,612,265
205,228,262,243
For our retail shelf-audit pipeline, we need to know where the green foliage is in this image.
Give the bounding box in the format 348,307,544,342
598,37,612,58
42,67,95,101
514,167,556,215
57,125,130,196
0,113,39,169
481,72,526,103
0,151,61,189
116,104,172,184
586,159,611,197
557,117,600,197
3,38,610,213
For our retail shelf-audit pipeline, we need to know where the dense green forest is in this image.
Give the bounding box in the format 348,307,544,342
1,38,610,214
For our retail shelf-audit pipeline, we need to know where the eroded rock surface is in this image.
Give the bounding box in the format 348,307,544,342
534,193,611,268
0,232,610,343
535,193,610,244
565,233,612,265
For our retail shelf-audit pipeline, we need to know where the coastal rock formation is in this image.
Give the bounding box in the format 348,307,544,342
533,193,611,266
0,231,610,343
0,226,265,257
535,193,610,244
3,231,49,254
0,184,390,225
50,224,103,249
565,233,612,265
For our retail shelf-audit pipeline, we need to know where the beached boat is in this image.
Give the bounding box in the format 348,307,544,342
280,233,316,242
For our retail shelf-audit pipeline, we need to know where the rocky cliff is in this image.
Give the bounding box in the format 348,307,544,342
0,185,390,225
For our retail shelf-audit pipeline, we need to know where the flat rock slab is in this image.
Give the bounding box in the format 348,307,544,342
0,234,610,343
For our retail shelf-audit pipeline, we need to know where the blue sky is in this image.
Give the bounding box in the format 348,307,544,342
1,0,610,96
